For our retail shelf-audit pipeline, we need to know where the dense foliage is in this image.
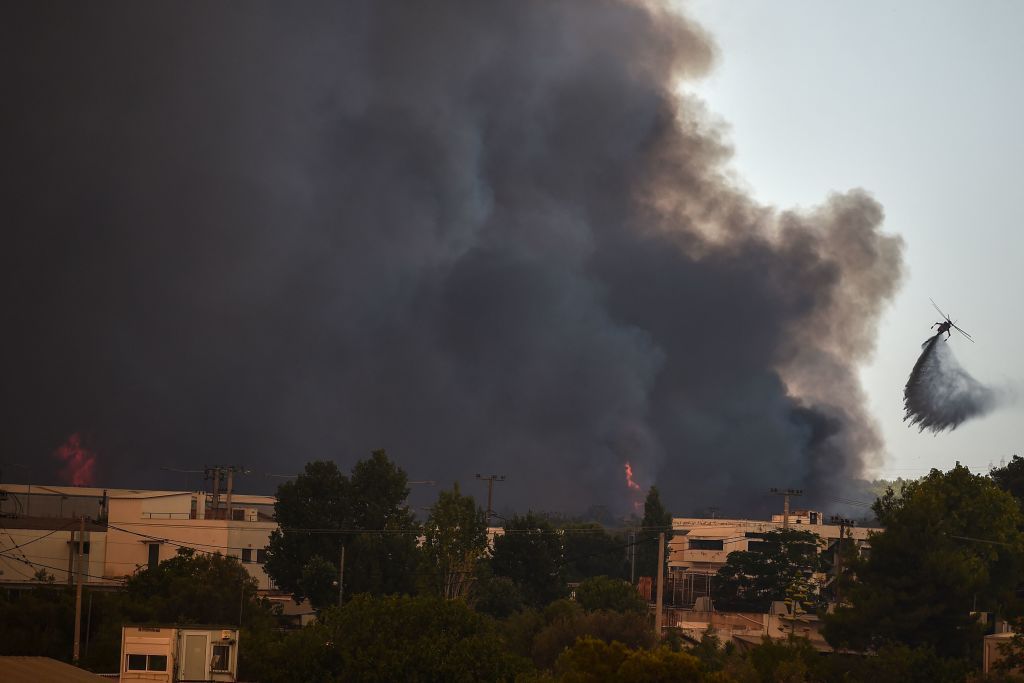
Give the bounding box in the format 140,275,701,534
712,529,824,612
573,575,646,614
490,513,567,608
825,465,1024,660
264,451,419,608
419,482,488,599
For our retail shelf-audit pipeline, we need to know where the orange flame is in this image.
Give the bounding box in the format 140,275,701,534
624,461,643,513
624,461,641,491
53,433,97,486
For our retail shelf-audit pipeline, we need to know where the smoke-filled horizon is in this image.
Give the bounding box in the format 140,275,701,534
2,1,902,516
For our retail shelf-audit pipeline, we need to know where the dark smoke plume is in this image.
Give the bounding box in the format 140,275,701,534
904,334,996,433
2,1,903,515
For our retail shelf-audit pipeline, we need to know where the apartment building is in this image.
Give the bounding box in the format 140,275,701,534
0,483,278,590
666,510,878,606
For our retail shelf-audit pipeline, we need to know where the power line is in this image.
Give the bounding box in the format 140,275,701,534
0,519,79,559
0,553,123,584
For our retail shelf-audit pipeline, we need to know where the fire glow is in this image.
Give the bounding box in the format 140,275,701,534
624,461,643,512
53,433,97,486
624,462,641,492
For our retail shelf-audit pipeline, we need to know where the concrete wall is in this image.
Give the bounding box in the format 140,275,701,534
0,520,110,585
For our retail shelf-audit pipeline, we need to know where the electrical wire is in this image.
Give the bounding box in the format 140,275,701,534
0,519,78,558
0,553,123,584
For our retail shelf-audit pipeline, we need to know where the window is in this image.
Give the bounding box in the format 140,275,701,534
256,549,268,564
241,548,252,563
232,508,245,521
147,543,160,569
126,654,167,672
688,539,724,551
211,644,231,671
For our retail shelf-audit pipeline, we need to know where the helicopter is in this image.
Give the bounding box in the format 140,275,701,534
930,298,974,342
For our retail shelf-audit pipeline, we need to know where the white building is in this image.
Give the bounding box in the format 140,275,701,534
0,483,278,590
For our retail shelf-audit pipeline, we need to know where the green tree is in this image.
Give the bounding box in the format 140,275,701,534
491,513,566,608
0,582,75,660
297,554,339,609
258,594,531,682
124,548,265,624
530,607,655,669
991,455,1024,505
264,450,419,608
554,636,702,682
636,486,671,582
824,465,1024,660
562,523,629,582
574,575,646,614
712,529,823,612
420,482,487,598
264,459,349,605
470,567,526,619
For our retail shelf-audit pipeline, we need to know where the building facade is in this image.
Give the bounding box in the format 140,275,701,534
0,483,278,590
667,510,878,607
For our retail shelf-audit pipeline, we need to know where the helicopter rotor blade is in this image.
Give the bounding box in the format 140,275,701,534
930,297,950,321
950,322,975,342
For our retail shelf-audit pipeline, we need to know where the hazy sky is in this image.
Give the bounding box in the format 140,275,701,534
682,0,1024,481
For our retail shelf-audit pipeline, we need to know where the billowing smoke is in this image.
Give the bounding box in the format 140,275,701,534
904,335,996,433
3,1,903,515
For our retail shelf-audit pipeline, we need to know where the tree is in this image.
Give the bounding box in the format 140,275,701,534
490,513,566,608
257,594,531,682
574,575,646,614
562,523,629,582
824,465,1024,660
469,570,526,619
420,482,487,598
531,606,655,669
264,460,349,606
712,529,823,612
636,486,671,582
0,581,75,661
554,636,702,682
264,450,420,608
120,549,280,680
124,547,267,624
991,455,1024,505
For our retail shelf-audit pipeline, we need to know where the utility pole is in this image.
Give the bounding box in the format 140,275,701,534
474,474,506,526
769,488,803,530
72,514,85,664
828,515,855,603
338,544,346,607
225,468,234,520
200,465,248,519
654,531,666,637
210,467,221,515
629,529,637,584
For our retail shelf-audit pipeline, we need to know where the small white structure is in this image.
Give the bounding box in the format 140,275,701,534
120,625,239,682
